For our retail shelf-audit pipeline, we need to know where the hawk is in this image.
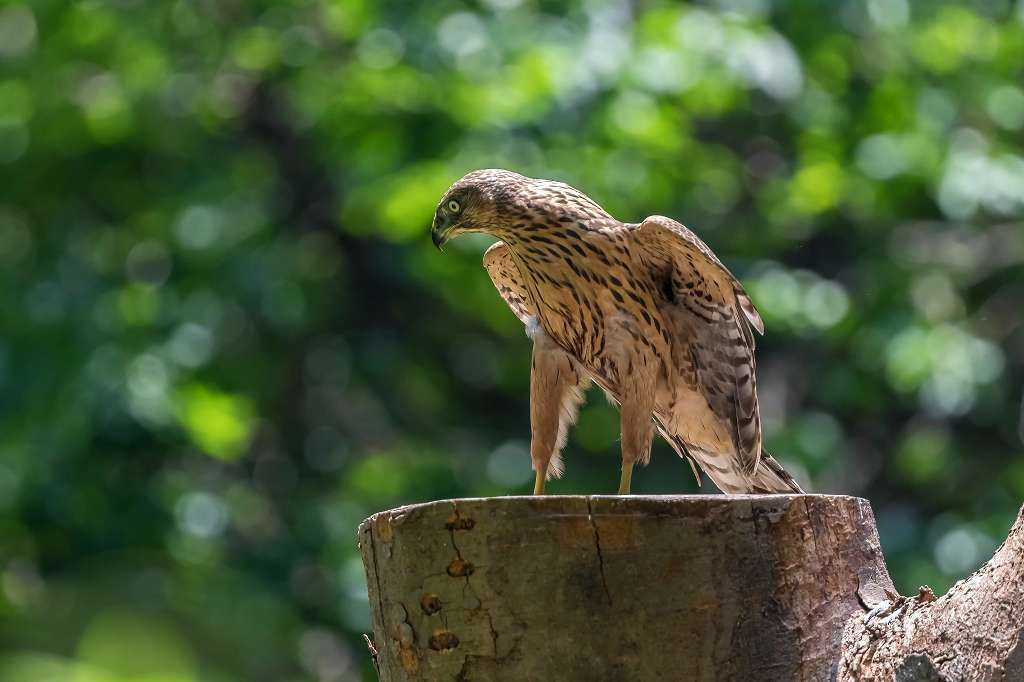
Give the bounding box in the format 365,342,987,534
431,169,802,496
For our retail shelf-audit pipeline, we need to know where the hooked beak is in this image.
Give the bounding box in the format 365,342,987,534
431,214,453,250
431,224,449,250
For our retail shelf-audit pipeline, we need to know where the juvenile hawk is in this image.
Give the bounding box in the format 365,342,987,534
432,169,802,495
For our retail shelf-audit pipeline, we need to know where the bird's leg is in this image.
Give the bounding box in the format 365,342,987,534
616,362,656,495
529,324,587,495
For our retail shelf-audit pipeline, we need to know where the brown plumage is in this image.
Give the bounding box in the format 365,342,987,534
432,168,802,495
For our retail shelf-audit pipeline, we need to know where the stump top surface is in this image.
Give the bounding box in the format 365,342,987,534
359,493,867,531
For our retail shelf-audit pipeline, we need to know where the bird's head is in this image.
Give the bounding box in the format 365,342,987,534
431,168,529,249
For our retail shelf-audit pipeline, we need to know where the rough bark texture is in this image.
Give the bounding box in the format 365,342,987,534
359,495,892,680
839,505,1024,681
359,496,1024,681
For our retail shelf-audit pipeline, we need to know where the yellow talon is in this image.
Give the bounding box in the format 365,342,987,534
533,468,547,495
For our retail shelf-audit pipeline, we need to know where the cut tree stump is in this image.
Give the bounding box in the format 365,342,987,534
358,495,1024,681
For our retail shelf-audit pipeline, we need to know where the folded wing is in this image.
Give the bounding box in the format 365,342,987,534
483,241,536,325
632,215,765,476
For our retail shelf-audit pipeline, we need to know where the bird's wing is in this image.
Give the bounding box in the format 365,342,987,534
484,240,592,484
482,241,536,325
637,216,764,335
632,215,764,475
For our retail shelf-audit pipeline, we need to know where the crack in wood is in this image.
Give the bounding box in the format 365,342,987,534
586,496,613,607
447,502,476,604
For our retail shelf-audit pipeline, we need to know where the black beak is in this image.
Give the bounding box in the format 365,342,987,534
431,213,452,250
431,225,448,250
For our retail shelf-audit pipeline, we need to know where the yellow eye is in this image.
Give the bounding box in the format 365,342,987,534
447,200,461,213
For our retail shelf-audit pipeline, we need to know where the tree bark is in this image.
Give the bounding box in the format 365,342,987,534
359,495,1024,680
839,504,1024,681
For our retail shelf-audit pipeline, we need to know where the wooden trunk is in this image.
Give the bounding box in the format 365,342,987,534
358,494,894,681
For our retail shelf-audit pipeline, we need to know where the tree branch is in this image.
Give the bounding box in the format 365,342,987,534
839,505,1024,681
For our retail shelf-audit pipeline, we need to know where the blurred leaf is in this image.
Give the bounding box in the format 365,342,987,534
174,384,255,461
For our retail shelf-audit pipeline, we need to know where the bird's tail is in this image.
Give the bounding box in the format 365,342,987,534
749,451,804,494
660,427,804,494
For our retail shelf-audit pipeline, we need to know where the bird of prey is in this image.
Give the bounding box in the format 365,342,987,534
431,169,802,496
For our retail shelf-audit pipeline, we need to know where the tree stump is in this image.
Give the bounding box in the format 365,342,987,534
358,494,895,681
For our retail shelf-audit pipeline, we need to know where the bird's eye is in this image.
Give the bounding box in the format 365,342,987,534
447,200,461,214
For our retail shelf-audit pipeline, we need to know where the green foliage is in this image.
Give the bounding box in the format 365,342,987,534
1,0,1023,679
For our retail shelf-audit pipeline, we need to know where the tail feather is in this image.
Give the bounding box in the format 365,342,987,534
750,452,804,493
660,429,804,494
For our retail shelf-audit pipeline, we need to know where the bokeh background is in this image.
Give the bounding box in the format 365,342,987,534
2,0,1023,679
